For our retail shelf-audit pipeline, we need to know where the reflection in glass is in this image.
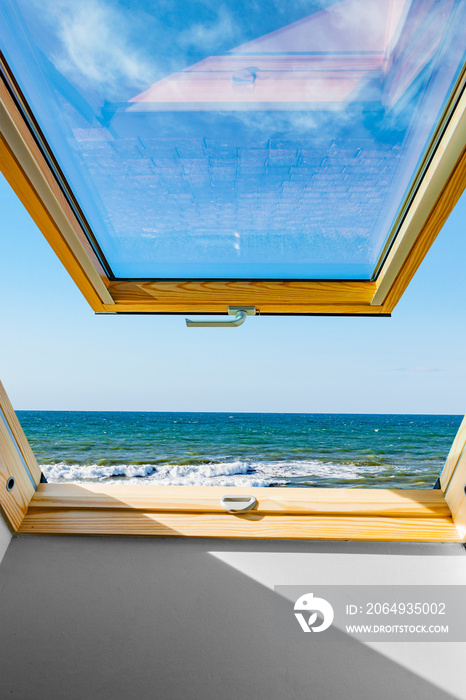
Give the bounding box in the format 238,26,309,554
1,0,465,278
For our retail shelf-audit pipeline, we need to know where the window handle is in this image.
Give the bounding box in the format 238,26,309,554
186,306,256,328
221,495,257,513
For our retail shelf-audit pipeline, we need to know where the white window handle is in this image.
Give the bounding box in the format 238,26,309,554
186,307,256,327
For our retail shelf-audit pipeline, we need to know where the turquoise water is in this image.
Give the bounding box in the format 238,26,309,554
17,412,461,488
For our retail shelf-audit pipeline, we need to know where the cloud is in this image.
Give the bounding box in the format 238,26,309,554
178,6,238,51
30,0,156,96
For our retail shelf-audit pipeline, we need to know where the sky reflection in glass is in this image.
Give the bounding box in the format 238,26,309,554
1,0,465,278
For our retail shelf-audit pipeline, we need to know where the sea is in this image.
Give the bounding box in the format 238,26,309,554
17,412,462,489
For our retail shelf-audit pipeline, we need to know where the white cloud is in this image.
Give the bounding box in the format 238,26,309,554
30,0,156,96
178,6,238,51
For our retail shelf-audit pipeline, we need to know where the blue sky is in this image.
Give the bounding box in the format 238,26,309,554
2,0,465,414
0,173,465,414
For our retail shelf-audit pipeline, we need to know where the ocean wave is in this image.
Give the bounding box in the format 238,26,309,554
41,461,274,486
40,458,364,487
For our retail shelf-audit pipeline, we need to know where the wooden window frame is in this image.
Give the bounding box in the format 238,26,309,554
1,55,465,317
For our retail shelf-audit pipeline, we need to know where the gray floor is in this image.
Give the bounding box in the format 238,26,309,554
1,536,465,700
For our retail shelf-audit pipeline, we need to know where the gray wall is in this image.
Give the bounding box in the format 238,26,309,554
0,514,11,564
1,535,465,700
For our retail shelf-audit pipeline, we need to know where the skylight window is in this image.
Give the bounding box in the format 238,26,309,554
1,0,465,281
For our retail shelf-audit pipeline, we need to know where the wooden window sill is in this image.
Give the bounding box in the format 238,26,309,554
17,484,461,541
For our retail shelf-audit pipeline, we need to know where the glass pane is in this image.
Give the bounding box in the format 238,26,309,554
1,0,465,279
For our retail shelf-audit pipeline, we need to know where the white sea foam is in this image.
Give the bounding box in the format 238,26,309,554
41,459,364,487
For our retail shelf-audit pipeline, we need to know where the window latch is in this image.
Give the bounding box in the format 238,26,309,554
186,306,256,328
